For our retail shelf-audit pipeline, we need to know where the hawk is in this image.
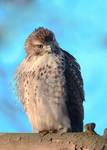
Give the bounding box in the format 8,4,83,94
15,27,84,133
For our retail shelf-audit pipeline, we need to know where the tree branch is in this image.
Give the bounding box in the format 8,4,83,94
0,125,107,150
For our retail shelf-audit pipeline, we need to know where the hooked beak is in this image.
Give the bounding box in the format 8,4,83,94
45,43,53,53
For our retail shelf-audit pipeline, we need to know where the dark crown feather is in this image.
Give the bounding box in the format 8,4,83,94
34,27,55,43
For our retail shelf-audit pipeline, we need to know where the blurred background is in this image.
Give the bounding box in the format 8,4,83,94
0,0,107,134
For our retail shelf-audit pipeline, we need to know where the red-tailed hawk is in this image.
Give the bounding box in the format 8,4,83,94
15,27,84,133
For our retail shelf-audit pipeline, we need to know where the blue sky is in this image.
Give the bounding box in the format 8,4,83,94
0,0,107,134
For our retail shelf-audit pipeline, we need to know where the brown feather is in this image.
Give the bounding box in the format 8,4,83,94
62,49,84,132
34,27,55,43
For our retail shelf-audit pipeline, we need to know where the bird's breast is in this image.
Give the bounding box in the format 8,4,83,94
23,53,66,100
16,53,71,131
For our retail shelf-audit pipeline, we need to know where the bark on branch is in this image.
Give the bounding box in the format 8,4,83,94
0,125,107,150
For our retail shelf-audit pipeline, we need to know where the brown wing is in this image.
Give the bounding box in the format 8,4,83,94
62,49,84,132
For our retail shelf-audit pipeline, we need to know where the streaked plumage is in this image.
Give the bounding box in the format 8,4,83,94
15,27,84,132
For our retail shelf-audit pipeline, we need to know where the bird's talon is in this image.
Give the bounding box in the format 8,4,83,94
39,130,49,136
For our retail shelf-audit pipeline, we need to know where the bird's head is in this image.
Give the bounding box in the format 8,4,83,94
25,27,59,56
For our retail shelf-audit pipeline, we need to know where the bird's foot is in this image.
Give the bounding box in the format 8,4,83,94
48,129,58,133
39,130,49,137
39,129,58,136
58,125,72,135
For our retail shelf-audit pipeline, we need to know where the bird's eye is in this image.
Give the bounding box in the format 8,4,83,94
36,44,43,48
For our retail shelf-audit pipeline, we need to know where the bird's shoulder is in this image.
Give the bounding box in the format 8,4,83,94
61,48,85,101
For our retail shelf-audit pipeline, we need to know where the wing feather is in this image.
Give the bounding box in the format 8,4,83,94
62,49,84,132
